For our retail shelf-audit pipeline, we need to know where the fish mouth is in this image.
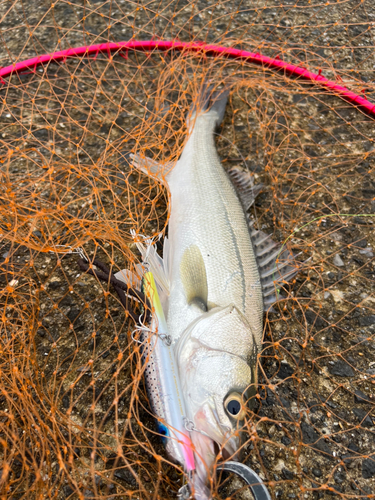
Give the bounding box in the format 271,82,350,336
192,405,241,466
187,416,241,500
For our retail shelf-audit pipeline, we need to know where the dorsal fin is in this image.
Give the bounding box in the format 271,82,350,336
249,222,299,308
180,245,208,312
228,166,263,210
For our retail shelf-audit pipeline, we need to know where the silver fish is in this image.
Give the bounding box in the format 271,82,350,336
117,85,297,499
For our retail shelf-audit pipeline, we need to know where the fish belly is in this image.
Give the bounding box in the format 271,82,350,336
166,116,263,346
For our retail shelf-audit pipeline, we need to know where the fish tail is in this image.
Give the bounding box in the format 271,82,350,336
187,83,229,130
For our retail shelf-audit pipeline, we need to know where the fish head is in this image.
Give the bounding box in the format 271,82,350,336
176,305,258,496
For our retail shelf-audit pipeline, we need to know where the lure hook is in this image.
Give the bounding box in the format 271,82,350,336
177,462,271,500
217,461,272,500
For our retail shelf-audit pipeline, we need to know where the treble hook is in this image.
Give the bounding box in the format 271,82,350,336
217,461,272,500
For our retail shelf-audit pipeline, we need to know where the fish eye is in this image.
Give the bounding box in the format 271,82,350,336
224,392,246,420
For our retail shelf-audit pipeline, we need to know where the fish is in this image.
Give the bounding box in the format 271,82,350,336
116,84,297,499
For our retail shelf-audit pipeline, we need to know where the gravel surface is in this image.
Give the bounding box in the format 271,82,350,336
0,1,374,499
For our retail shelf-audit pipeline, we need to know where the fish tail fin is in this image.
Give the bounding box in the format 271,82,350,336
187,83,229,131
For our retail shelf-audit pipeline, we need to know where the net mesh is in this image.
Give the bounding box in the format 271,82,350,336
0,1,375,499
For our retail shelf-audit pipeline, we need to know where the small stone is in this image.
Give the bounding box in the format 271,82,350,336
48,280,61,290
62,395,70,409
330,289,344,302
301,422,319,444
330,359,355,377
279,396,291,408
333,254,344,267
305,310,326,328
60,294,73,306
356,239,368,248
362,456,375,478
326,400,337,409
362,485,373,495
282,468,294,480
88,335,101,351
312,467,322,477
348,442,360,453
114,468,137,487
301,422,331,456
268,425,276,437
327,483,341,494
359,248,374,257
67,308,80,322
354,390,372,404
353,408,373,428
277,362,294,379
62,486,74,498
341,442,360,464
307,400,319,413
334,468,345,484
281,436,291,446
359,315,375,326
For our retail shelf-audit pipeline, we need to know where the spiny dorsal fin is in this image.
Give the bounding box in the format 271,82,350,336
180,245,208,312
249,224,299,308
228,166,264,210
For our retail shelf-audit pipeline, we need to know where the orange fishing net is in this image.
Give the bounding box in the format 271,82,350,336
0,1,374,499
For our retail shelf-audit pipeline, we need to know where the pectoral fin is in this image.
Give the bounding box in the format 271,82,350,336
130,153,173,185
180,245,208,312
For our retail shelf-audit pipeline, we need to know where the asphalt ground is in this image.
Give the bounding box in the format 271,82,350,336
0,1,374,499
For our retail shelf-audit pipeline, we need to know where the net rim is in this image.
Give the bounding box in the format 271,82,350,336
0,39,374,116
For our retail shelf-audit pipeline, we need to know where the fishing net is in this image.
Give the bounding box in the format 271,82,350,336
0,1,374,498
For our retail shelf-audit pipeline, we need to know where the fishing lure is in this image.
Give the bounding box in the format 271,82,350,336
141,271,196,473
